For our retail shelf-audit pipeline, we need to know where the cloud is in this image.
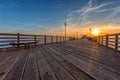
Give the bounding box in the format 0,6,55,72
108,6,120,18
66,0,119,28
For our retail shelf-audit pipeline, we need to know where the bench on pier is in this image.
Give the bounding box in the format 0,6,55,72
9,41,38,49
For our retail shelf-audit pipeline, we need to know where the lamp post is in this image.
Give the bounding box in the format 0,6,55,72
89,28,92,37
76,32,78,39
64,22,67,42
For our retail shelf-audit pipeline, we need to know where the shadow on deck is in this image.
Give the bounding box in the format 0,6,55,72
0,39,120,80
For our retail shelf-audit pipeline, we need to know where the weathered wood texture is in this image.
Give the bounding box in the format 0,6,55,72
0,39,119,80
97,33,120,51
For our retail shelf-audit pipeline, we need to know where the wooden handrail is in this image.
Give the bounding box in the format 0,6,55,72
0,33,17,36
97,33,120,51
0,33,76,48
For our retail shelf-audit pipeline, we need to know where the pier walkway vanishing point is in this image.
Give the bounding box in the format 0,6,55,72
0,39,120,80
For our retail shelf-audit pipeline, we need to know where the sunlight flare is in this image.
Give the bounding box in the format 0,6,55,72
92,29,100,36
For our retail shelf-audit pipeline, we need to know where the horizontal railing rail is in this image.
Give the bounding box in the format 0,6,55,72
97,33,120,51
0,33,76,48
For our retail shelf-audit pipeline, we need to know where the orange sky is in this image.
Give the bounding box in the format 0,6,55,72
44,23,120,37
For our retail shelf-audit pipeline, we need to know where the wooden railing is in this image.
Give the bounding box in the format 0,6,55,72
97,33,120,51
0,33,75,48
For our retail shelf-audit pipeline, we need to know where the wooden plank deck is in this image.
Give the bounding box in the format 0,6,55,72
0,39,120,80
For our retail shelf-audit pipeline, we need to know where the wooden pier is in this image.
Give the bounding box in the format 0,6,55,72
0,39,120,80
0,33,120,80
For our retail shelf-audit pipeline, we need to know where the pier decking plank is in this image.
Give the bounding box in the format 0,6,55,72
0,39,119,80
4,50,28,80
22,52,39,80
43,45,95,80
0,50,21,66
0,56,18,80
47,42,120,80
37,47,57,80
41,46,75,80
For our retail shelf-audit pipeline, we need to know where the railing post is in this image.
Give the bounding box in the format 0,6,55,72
34,35,37,41
115,34,118,50
51,36,53,43
60,37,61,42
98,36,100,44
56,36,58,43
64,36,65,42
63,36,64,42
101,36,103,45
74,36,76,40
34,35,37,46
65,36,66,42
99,36,100,44
44,35,46,44
66,37,67,41
69,37,70,41
17,33,20,48
106,34,108,47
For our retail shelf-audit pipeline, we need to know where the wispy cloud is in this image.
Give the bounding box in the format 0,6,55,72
66,0,120,28
108,6,120,18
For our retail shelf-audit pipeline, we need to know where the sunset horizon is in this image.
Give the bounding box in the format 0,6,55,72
0,0,120,36
0,0,120,80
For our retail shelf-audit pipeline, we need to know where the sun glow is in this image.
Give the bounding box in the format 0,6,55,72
92,29,100,36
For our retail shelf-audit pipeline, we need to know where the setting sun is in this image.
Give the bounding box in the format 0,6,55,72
92,29,100,36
